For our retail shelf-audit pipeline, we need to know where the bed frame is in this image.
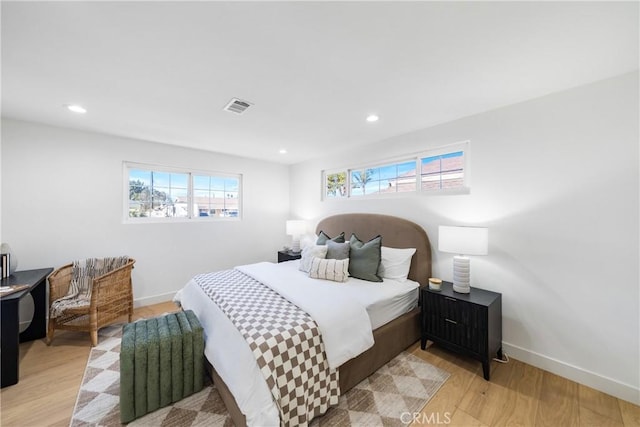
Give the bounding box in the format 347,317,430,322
207,213,432,426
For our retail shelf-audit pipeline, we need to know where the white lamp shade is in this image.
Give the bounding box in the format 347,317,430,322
286,220,307,236
438,226,488,256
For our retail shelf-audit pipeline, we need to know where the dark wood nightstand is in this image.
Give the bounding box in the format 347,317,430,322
277,250,301,263
420,281,502,380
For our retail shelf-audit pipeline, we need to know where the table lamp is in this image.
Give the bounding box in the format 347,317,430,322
286,220,307,253
438,225,488,293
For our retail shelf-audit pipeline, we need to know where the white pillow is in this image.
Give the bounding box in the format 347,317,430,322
378,247,416,281
309,257,349,283
299,244,328,273
299,233,318,250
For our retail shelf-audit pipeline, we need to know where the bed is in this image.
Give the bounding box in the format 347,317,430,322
174,213,432,426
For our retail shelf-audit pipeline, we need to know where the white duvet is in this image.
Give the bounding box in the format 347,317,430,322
174,261,418,426
236,262,374,369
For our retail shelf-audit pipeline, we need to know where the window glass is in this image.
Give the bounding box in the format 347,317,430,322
193,175,240,218
126,164,241,221
350,161,417,197
325,171,348,198
128,169,151,218
421,151,464,191
128,170,190,218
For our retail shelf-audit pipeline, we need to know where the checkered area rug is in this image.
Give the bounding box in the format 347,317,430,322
70,324,449,426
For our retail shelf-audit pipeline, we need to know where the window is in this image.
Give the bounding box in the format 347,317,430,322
322,141,468,199
125,162,241,221
350,160,417,197
420,151,464,191
324,171,347,199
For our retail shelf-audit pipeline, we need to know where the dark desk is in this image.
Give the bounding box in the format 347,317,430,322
1,268,53,388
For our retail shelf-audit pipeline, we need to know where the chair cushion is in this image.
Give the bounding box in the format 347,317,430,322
50,297,90,317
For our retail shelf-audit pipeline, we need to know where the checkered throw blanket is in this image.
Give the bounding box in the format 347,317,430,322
193,269,340,426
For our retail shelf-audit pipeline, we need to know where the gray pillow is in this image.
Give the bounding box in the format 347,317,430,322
316,231,346,245
326,240,350,260
348,234,383,282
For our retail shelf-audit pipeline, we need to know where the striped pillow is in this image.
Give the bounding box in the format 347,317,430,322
309,257,349,283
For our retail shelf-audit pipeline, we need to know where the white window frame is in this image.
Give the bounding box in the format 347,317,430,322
123,161,242,223
321,140,470,200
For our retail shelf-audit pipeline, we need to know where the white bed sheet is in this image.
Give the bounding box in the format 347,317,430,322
279,259,420,330
173,261,419,427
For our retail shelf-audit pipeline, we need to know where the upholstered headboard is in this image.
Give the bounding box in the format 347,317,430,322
315,213,432,285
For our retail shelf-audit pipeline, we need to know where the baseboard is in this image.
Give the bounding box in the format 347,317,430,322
503,341,640,405
133,291,178,308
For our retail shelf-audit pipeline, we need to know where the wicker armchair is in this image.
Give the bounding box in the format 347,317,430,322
47,258,135,346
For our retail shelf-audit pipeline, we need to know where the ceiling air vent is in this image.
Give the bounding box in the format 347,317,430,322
223,98,253,115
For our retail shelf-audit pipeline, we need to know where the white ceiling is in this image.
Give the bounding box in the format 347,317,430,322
2,1,638,164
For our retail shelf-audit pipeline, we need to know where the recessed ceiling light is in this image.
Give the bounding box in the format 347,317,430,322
279,149,288,154
366,114,379,122
65,104,87,114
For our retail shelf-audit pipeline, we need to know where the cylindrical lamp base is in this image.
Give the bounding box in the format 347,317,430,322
452,255,471,293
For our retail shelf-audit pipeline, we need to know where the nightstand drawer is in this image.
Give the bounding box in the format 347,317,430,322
424,293,485,328
424,315,487,354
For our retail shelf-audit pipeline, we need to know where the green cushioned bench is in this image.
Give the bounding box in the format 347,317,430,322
120,310,205,423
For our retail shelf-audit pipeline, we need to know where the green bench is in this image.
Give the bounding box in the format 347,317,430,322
120,310,205,423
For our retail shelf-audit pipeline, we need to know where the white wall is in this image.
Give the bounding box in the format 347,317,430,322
1,119,290,305
290,72,639,403
0,122,2,244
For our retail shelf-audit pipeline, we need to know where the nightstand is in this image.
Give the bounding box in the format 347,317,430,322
277,250,301,263
420,281,502,380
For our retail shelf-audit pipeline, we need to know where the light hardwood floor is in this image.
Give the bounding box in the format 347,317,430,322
1,301,638,426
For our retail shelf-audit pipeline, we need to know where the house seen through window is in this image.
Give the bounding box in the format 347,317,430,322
421,151,464,191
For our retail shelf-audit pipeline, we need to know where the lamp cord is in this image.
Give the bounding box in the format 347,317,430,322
493,352,510,364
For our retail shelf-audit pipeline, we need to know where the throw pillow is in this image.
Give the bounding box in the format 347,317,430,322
299,245,329,273
300,233,318,251
378,247,416,281
309,257,349,283
348,234,383,282
316,231,346,245
326,240,350,260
